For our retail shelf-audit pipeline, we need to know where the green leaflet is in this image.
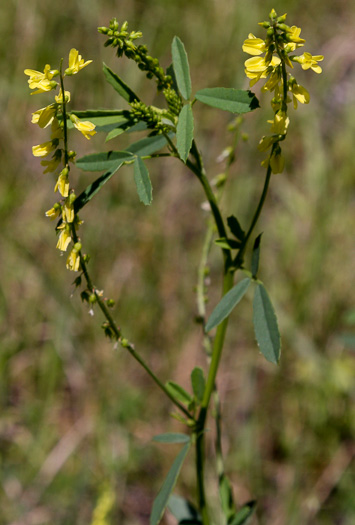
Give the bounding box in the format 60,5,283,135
253,284,281,364
152,433,190,444
190,367,205,403
176,104,194,162
228,501,257,525
195,88,259,114
103,63,140,103
76,133,174,172
171,36,192,100
74,163,124,213
168,494,201,523
76,151,134,172
150,443,191,525
133,156,152,205
205,278,251,333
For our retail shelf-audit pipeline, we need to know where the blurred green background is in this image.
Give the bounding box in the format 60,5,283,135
1,0,354,524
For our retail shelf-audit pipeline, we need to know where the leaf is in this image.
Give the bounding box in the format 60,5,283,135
166,381,193,405
150,443,190,525
105,120,148,142
76,151,134,172
134,156,152,205
205,278,251,333
195,88,259,114
227,215,245,241
219,475,236,520
228,501,257,525
171,36,192,100
214,237,242,250
176,104,194,162
190,368,205,403
253,284,281,364
103,63,140,103
127,133,174,157
251,233,262,278
168,494,201,523
153,433,190,444
74,163,124,213
166,64,179,93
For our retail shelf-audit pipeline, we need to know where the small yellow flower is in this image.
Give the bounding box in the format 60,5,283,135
244,55,281,86
242,33,267,56
24,64,58,94
31,104,56,128
41,150,62,173
32,141,56,157
293,52,324,74
262,146,285,174
289,82,310,109
70,114,96,140
56,226,72,251
65,49,92,76
55,168,70,197
63,195,76,223
66,243,81,272
50,118,64,140
55,89,71,104
285,26,305,51
261,67,281,92
45,203,61,220
268,110,290,134
258,135,277,152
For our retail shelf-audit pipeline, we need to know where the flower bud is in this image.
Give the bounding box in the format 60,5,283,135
107,299,115,308
89,293,97,304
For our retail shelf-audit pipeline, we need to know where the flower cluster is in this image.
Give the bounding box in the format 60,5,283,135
98,18,172,91
25,49,96,271
243,9,324,173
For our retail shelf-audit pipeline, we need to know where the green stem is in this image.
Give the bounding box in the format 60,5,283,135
59,62,69,167
234,161,272,268
72,228,192,419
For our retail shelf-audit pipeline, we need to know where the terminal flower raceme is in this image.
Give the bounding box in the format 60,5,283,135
242,9,324,174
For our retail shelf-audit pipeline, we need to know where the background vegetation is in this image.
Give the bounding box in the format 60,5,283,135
1,0,354,524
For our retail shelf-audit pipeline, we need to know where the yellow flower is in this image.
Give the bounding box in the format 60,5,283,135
56,226,72,251
45,203,61,220
55,168,69,197
41,150,62,173
289,82,310,109
65,49,92,76
24,64,58,94
293,52,324,73
268,110,290,134
63,195,76,223
50,118,64,140
55,89,71,104
261,67,281,92
244,55,281,86
32,141,56,157
262,146,285,174
66,243,81,272
70,114,96,140
242,33,267,56
258,135,277,152
285,26,305,51
31,104,56,128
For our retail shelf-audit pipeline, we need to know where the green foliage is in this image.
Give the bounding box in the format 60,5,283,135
176,103,194,162
195,88,259,114
133,156,153,205
152,433,191,444
150,443,191,525
253,283,281,364
171,36,192,100
103,63,140,103
205,278,251,332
